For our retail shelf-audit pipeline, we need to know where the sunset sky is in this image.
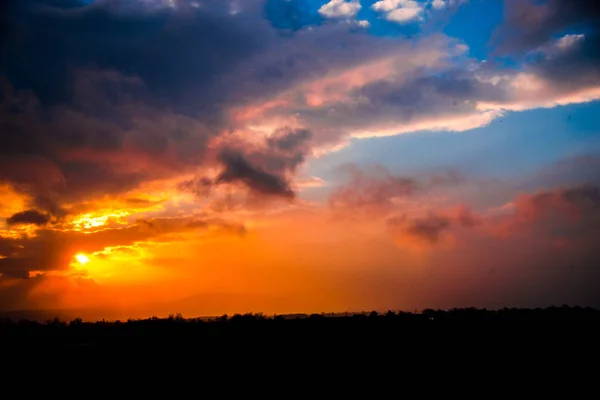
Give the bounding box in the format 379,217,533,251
1,0,599,318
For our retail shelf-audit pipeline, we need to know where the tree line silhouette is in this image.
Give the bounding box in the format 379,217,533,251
2,305,599,350
2,305,599,381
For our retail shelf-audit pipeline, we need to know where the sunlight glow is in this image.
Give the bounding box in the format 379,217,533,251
71,211,130,230
76,254,90,266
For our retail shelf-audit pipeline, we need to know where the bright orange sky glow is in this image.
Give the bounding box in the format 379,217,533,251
2,176,599,320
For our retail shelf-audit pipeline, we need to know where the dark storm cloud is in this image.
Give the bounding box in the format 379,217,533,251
2,0,268,115
0,0,342,214
215,149,296,199
0,1,481,213
0,75,213,214
6,209,51,226
260,128,313,173
0,0,268,214
492,0,600,54
492,0,600,84
528,32,600,87
180,128,312,200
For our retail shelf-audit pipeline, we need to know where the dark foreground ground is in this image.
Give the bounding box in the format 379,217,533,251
3,306,600,351
2,306,599,386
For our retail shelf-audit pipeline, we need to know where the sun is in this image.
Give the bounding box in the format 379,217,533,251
75,254,90,266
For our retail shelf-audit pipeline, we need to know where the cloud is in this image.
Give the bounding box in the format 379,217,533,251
215,149,296,199
372,0,424,23
222,1,600,152
492,0,600,55
453,205,481,227
380,181,600,254
177,177,215,198
555,34,585,51
180,128,312,200
0,87,211,215
124,198,166,207
297,177,328,189
380,201,482,251
523,155,600,191
486,1,600,108
0,215,246,279
431,0,446,10
266,128,312,153
490,0,600,93
328,165,464,219
2,0,599,220
2,1,395,214
0,274,61,312
229,35,479,146
514,185,600,234
387,213,451,244
328,165,419,218
3,0,594,201
372,0,409,12
319,0,362,19
486,184,600,249
6,209,51,227
3,0,269,111
228,24,599,152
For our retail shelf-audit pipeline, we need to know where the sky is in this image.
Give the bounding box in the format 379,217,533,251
1,0,600,318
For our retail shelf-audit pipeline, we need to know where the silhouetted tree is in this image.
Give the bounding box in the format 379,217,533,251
217,314,228,322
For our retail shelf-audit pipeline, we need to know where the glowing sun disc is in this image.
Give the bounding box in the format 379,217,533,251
75,254,90,265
